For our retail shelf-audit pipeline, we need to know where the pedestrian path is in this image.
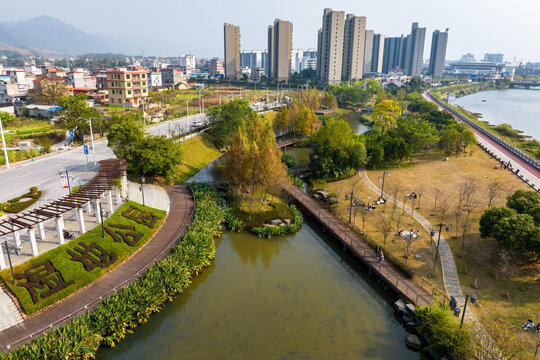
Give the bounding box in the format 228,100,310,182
360,170,476,322
0,290,23,332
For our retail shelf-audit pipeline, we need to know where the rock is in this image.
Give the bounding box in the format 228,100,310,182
270,219,283,226
405,333,422,351
406,303,417,315
394,299,407,314
283,219,291,225
405,321,418,332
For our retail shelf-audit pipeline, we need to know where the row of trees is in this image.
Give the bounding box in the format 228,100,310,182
326,80,381,108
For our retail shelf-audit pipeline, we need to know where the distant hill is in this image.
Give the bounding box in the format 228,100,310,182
0,41,32,56
0,15,110,55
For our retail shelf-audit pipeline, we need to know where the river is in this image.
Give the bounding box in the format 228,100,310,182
451,88,540,140
98,218,419,360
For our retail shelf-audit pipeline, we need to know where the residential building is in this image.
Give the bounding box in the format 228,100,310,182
382,36,407,73
67,71,96,90
342,14,366,81
224,23,241,80
428,29,449,77
267,19,293,83
250,67,265,81
363,30,374,75
210,58,224,77
0,82,25,103
106,67,149,107
405,22,426,77
160,68,183,87
317,8,346,84
291,49,317,73
179,55,196,69
371,33,385,73
484,53,503,63
261,51,268,73
240,50,263,68
148,72,163,90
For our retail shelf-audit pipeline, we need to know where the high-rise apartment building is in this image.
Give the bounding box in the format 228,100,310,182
240,50,263,68
371,34,385,73
484,53,503,63
316,8,346,84
224,23,241,80
342,14,366,81
428,29,449,77
291,49,317,73
106,67,148,107
267,19,293,83
363,30,374,75
382,36,407,73
405,22,426,77
210,58,224,76
179,55,196,69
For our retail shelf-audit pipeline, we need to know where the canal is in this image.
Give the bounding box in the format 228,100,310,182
98,216,418,360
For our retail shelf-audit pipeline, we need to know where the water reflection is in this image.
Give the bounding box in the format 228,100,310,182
229,232,288,269
343,112,371,134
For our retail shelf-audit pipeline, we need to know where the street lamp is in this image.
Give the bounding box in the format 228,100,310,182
377,171,390,199
78,116,109,166
0,116,10,169
460,294,477,328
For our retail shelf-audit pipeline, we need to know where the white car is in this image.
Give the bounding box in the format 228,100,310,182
192,121,204,127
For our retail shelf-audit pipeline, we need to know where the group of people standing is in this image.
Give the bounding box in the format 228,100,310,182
375,246,384,263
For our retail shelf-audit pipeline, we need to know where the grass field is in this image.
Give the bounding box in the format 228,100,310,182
0,201,166,314
175,133,221,184
360,146,537,353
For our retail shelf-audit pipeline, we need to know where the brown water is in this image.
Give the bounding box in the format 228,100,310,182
98,218,419,360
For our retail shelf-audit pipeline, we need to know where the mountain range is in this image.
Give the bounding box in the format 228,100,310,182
0,15,199,57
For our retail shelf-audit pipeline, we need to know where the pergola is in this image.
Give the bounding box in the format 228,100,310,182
0,159,127,268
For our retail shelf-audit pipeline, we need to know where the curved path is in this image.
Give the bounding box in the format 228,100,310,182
360,171,476,322
0,184,194,352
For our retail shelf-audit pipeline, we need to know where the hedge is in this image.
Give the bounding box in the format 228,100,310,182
3,191,43,213
0,201,166,314
1,183,224,359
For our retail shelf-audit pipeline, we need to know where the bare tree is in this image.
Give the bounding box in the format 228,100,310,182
496,249,517,298
454,182,469,238
472,315,529,360
402,193,408,215
416,183,425,209
359,208,369,233
380,214,393,247
460,179,479,254
485,178,506,208
432,186,441,213
388,182,402,214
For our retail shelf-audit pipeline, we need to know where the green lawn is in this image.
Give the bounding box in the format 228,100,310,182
175,133,221,183
0,201,166,314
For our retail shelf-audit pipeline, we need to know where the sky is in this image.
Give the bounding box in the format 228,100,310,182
1,0,540,62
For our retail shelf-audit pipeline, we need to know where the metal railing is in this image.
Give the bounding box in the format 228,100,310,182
4,187,196,351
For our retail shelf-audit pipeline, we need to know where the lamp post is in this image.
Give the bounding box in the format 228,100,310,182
140,175,145,206
0,116,9,169
98,201,105,238
377,171,390,199
3,241,15,284
78,116,109,166
460,294,477,329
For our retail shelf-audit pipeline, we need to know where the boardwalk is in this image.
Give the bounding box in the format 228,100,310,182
0,184,194,353
283,184,434,307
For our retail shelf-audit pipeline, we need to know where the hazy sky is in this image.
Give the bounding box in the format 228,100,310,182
1,0,539,62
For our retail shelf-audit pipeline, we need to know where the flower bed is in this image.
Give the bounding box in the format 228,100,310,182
0,201,166,314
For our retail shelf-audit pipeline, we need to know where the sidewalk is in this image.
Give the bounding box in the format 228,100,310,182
126,180,170,213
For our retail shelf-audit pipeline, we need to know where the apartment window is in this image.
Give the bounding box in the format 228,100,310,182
128,90,132,95
142,81,146,86
111,99,114,103
142,89,147,93
111,90,115,94
126,74,131,79
119,90,122,94
127,82,132,87
141,74,146,78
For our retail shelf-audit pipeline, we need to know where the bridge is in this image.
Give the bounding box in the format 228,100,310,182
276,138,298,149
510,80,540,89
283,183,447,307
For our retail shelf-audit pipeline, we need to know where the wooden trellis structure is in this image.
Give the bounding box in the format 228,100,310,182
0,159,126,237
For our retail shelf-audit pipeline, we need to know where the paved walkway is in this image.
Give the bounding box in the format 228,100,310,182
0,184,194,352
360,171,476,321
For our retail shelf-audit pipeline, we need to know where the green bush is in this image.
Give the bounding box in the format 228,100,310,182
224,208,245,232
416,303,473,359
229,200,293,229
3,191,42,213
2,183,224,359
252,205,303,238
0,201,166,314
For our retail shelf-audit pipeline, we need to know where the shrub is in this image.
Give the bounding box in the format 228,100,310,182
416,303,473,359
3,191,43,213
251,205,303,238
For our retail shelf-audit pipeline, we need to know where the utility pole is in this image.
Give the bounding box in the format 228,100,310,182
88,117,97,165
0,117,9,169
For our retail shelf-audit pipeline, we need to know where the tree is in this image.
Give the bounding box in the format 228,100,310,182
295,105,319,136
380,214,393,247
416,184,425,209
486,178,506,208
56,94,101,139
459,179,478,253
320,91,338,109
364,79,381,96
496,249,517,298
492,213,536,254
207,99,254,148
0,111,16,126
506,189,540,214
439,126,460,156
393,117,439,153
31,79,69,105
472,315,531,360
371,100,401,135
479,206,517,239
432,186,441,212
